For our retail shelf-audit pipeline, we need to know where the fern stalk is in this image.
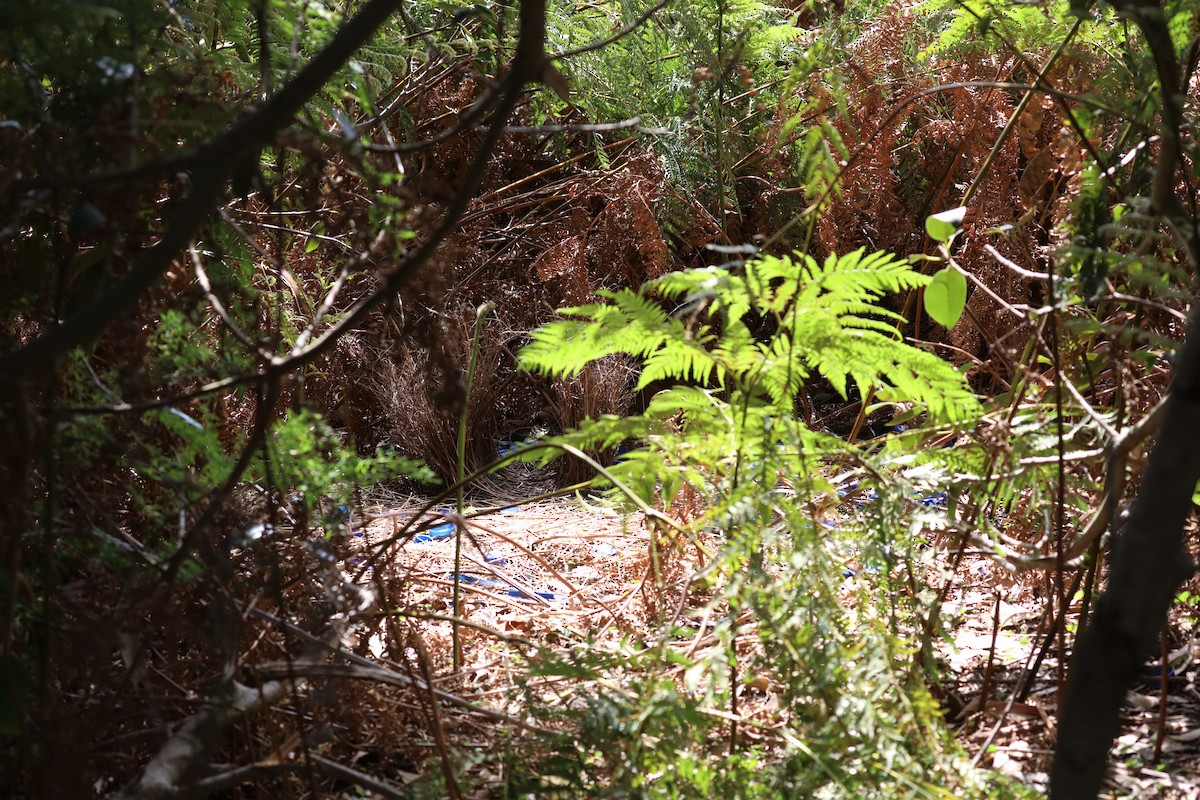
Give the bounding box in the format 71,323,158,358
452,302,494,669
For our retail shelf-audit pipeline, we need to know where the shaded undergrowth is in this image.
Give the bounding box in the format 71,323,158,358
2,0,1199,797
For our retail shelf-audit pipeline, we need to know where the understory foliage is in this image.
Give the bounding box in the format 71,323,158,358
2,0,1200,797
516,250,1000,795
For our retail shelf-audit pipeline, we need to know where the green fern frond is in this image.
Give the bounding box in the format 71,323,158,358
842,315,909,335
639,341,723,390
713,321,769,376
795,125,843,207
522,247,979,440
520,289,711,379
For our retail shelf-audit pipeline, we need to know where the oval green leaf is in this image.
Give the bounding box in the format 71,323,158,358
925,206,967,242
925,266,967,329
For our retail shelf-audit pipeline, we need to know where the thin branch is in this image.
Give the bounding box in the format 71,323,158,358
217,208,281,267
356,58,455,132
951,447,1105,482
112,680,293,800
183,764,299,798
1060,373,1120,442
289,230,385,353
250,656,551,732
50,373,251,416
362,77,508,154
1,0,406,376
1003,396,1167,573
291,262,353,352
762,79,1143,250
124,742,414,799
240,219,356,254
552,0,674,60
948,257,1029,320
961,15,1084,207
24,150,201,191
159,376,279,587
984,244,1058,283
1053,303,1200,797
496,115,653,134
1102,292,1189,322
307,753,412,800
25,0,548,419
260,72,525,373
189,245,271,359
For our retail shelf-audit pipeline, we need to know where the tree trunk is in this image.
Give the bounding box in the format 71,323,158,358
1051,306,1200,797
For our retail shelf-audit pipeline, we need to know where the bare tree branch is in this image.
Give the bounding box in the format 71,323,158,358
189,245,271,359
1051,307,1200,798
180,756,412,800
552,0,674,60
112,680,293,800
0,0,406,377
1004,396,1165,573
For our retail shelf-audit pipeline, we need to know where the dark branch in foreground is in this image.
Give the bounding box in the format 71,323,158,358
1051,3,1200,796
0,0,406,377
112,680,292,800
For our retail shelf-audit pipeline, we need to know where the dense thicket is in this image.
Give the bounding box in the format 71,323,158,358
1,1,1198,798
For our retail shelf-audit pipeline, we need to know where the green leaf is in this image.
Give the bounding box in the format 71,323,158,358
305,222,325,253
924,267,966,329
925,207,967,242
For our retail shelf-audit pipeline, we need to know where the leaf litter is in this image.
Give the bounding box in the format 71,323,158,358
332,491,1200,798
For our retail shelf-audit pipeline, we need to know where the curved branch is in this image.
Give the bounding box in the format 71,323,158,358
362,76,508,155
1,0,406,377
1053,3,1200,795
111,679,293,800
552,0,674,60
1004,396,1166,573
262,71,524,373
189,245,271,359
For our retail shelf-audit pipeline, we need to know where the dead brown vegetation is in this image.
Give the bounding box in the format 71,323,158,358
5,2,1199,798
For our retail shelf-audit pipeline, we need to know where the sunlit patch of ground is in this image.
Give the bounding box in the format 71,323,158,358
342,494,1200,797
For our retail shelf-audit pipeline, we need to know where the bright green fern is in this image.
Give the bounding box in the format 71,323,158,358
519,247,979,515
515,250,1012,798
521,248,978,423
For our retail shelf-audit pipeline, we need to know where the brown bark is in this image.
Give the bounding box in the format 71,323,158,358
1051,3,1199,794
1051,311,1200,797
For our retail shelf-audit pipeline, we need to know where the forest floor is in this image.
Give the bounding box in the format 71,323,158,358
351,488,1200,798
